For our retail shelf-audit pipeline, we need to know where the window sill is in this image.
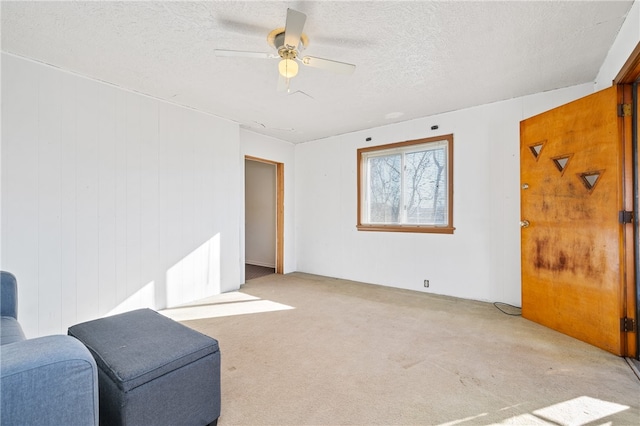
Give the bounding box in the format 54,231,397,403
356,224,455,234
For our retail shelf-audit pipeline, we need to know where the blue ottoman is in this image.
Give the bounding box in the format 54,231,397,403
69,309,220,426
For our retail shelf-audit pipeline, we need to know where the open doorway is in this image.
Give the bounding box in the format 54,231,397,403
245,156,284,281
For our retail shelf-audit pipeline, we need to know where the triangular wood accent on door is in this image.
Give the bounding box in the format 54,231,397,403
528,142,545,160
578,170,604,192
551,154,573,175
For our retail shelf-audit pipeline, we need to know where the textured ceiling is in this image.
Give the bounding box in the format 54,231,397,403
1,1,634,143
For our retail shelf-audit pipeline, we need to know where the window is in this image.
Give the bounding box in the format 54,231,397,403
357,134,454,234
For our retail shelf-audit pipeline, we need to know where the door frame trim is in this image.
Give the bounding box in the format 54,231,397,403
245,155,285,274
614,41,640,358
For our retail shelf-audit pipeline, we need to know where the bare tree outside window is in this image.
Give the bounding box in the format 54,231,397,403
404,148,447,225
358,135,454,234
368,154,401,222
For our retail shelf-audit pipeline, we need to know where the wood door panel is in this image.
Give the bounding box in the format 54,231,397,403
521,86,626,355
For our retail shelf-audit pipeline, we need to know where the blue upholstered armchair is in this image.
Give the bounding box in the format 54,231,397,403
0,271,99,426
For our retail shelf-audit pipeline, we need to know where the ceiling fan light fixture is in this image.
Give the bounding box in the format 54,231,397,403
279,58,298,78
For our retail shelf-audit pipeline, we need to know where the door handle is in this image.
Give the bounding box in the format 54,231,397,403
520,220,530,228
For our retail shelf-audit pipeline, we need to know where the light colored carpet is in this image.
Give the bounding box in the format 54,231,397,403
178,272,640,425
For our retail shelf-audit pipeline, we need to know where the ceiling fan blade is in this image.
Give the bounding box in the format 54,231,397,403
284,9,306,49
301,56,356,75
214,49,277,59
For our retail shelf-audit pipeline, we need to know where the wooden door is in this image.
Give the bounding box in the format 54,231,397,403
520,85,635,356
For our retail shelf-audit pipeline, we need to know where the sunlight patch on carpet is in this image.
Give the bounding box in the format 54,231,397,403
438,412,488,425
532,396,629,425
159,291,294,321
496,396,629,425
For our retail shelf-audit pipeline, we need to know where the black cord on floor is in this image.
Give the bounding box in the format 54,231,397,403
624,357,640,382
493,302,522,316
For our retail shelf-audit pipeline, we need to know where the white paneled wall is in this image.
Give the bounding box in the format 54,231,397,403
1,54,241,337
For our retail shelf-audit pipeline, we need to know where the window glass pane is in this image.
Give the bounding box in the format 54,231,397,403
368,154,401,223
404,148,447,225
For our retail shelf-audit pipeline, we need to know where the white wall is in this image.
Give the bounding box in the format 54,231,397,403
294,3,639,306
1,53,242,337
295,83,593,306
245,160,276,267
2,1,635,336
240,129,296,279
595,0,640,89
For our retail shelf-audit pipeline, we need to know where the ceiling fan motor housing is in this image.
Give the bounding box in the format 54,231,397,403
268,28,308,56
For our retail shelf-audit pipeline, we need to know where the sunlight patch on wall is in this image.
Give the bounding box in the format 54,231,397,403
167,233,221,307
107,281,155,316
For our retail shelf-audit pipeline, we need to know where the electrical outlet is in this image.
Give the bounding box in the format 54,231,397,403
424,279,429,288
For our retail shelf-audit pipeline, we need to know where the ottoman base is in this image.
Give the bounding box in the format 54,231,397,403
69,309,221,426
97,349,219,425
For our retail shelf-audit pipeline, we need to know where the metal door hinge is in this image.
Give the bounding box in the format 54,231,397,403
621,317,637,333
619,210,633,224
618,103,632,117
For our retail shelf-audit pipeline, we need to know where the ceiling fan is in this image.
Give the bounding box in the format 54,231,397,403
214,8,356,91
